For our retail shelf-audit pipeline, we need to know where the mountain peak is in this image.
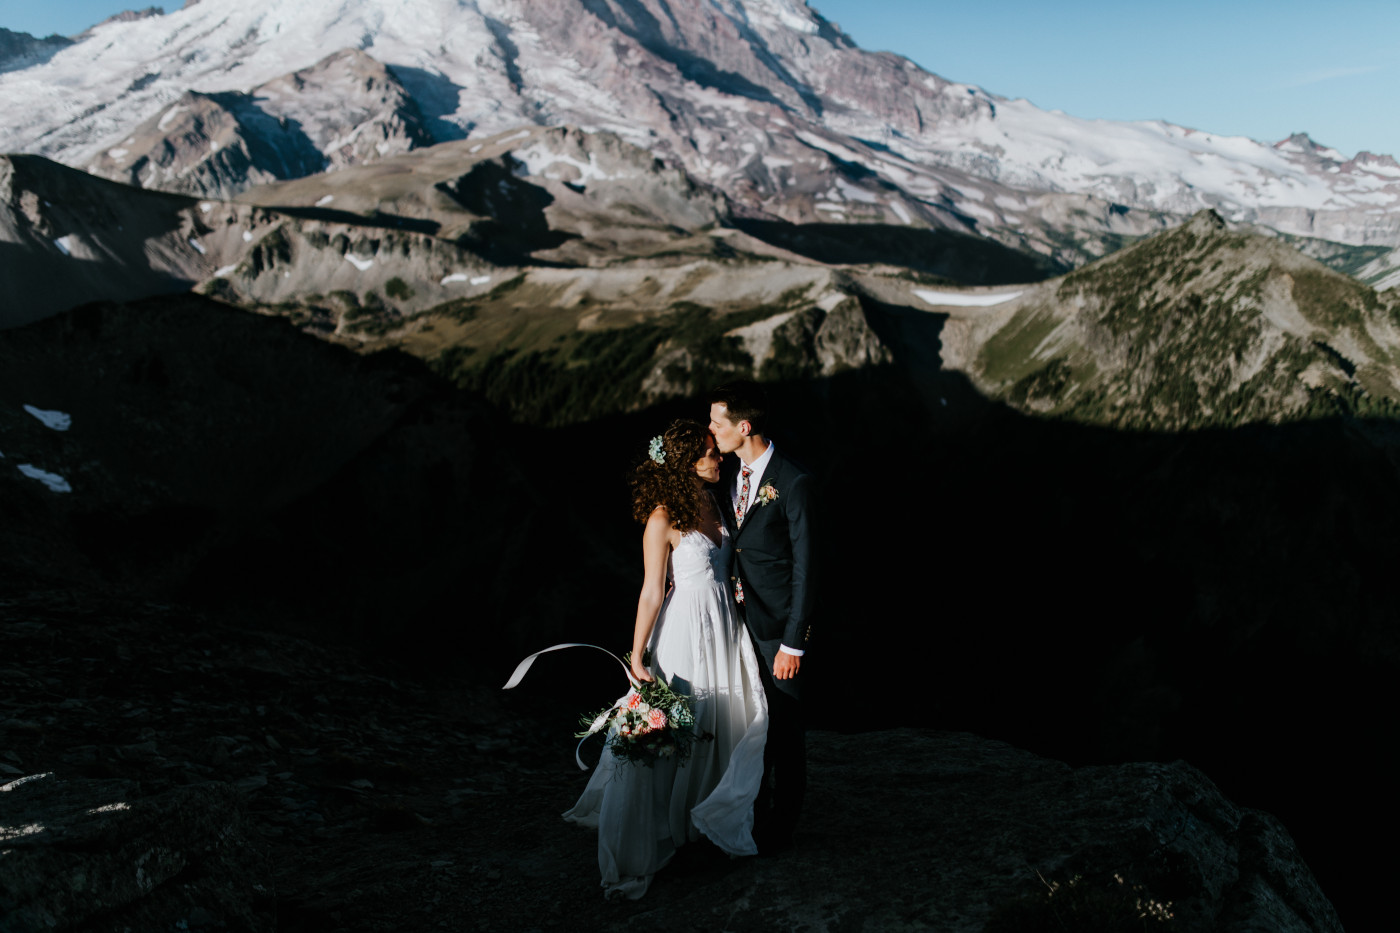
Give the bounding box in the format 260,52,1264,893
1277,132,1322,150
1273,131,1349,163
1185,208,1228,235
1346,150,1400,173
1,0,1398,255
0,27,74,71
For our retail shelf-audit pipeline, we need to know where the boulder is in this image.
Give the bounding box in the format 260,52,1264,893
601,730,1343,932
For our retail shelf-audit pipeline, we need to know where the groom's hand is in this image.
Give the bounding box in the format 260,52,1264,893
773,652,801,680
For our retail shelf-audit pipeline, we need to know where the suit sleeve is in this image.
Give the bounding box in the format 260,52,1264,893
783,471,816,652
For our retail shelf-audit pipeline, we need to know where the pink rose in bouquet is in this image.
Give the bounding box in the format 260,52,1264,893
576,656,712,767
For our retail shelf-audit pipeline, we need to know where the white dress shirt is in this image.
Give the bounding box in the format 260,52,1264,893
733,442,804,658
733,440,775,515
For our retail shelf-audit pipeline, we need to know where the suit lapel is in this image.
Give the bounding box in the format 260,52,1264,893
734,451,783,541
717,457,740,538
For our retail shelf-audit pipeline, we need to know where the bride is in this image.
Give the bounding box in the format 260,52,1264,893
564,419,769,899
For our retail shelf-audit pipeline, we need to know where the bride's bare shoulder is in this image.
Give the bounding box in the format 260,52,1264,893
645,506,680,547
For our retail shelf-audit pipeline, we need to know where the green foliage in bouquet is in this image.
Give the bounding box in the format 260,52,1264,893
578,657,713,767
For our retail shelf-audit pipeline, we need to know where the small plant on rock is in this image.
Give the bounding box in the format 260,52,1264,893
983,871,1174,932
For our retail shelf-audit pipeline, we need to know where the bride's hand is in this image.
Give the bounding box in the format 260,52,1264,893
631,657,655,683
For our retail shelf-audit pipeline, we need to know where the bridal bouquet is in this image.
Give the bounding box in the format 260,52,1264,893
578,671,710,767
503,643,711,769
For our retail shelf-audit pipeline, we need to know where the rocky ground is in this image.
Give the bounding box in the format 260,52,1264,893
0,582,1343,932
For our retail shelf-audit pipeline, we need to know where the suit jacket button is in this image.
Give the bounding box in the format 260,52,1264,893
736,548,742,552
730,575,736,581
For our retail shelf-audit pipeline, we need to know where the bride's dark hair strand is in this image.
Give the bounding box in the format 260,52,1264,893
629,419,710,531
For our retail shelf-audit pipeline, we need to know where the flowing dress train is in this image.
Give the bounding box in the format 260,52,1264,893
563,523,768,899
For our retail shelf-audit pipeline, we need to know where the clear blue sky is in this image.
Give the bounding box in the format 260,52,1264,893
811,0,1400,160
6,1,1399,159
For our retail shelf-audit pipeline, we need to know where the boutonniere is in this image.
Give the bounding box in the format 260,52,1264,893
755,482,779,507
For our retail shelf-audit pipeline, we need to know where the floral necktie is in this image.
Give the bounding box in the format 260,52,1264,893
734,466,751,605
736,465,752,526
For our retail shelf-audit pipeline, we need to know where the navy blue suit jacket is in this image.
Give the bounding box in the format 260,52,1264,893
719,448,816,667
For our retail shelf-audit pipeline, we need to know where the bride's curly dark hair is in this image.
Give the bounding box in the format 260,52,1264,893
629,419,711,531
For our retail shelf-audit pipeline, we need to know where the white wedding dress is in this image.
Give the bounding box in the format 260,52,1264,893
563,521,769,899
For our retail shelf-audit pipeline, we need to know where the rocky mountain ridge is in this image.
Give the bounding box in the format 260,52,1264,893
1,126,1038,427
0,154,215,328
0,126,744,328
2,0,1396,267
0,27,73,73
921,210,1400,431
89,48,434,201
9,125,1398,440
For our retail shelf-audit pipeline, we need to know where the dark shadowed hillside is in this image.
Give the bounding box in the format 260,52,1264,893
0,293,629,657
1,289,1396,925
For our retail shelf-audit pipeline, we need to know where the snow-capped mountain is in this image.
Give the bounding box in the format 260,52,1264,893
89,48,433,200
2,0,1398,258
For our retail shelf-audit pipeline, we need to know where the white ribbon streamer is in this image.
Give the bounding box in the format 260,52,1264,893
503,643,641,770
501,642,638,690
573,702,622,770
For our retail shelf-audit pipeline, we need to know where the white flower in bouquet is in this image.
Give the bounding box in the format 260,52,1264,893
573,653,714,767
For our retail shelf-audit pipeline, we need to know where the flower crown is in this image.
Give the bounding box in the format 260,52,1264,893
647,435,666,464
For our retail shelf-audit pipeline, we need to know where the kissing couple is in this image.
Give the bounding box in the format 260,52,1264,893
563,380,816,898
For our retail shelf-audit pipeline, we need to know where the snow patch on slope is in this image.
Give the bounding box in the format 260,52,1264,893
17,464,71,493
915,289,1023,308
23,405,71,431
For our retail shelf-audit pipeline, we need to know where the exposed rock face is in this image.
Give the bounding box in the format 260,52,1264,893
0,155,215,328
229,125,732,268
2,125,906,418
0,774,271,932
88,90,328,202
5,127,759,329
7,144,1396,439
1355,243,1400,291
727,293,892,379
23,146,1399,438
90,48,434,199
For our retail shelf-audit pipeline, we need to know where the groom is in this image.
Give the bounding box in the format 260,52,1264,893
708,381,814,853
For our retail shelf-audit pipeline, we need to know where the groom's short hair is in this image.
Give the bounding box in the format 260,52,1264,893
710,381,768,436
